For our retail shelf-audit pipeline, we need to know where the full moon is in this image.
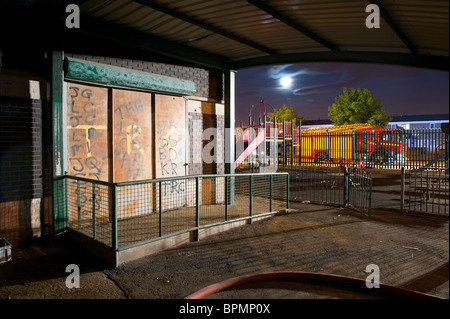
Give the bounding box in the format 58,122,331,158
280,76,293,88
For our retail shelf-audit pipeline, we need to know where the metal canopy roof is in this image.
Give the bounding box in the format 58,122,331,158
78,0,449,70
1,0,449,71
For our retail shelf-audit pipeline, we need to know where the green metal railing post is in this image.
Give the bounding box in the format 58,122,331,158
299,121,302,166
159,181,162,237
343,167,349,207
195,176,200,241
92,184,96,240
368,173,372,218
269,175,273,212
225,176,229,221
77,180,81,231
286,173,290,211
283,118,286,168
112,184,118,251
249,175,253,224
291,120,294,169
64,178,68,229
400,167,405,213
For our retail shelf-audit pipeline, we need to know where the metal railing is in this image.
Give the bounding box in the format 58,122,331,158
282,166,372,216
237,124,448,171
53,172,289,252
401,168,449,217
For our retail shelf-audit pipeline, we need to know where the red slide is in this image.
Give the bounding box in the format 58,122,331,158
234,129,266,169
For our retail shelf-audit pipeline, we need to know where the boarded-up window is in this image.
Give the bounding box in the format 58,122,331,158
112,89,152,183
155,94,185,178
66,83,108,181
155,94,186,210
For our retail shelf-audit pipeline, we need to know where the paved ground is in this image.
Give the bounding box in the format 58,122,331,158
0,201,448,299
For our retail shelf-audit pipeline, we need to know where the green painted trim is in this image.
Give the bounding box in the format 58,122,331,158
64,57,196,95
52,50,66,235
53,51,64,176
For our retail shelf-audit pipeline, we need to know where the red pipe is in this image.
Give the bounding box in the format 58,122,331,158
185,271,443,299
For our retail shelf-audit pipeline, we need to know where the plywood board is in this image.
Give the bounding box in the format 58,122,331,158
155,95,186,211
66,82,108,181
112,89,152,183
155,94,186,178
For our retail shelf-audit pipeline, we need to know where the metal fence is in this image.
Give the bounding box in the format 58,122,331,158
237,123,448,171
290,128,448,169
53,172,289,252
402,168,449,217
281,167,372,216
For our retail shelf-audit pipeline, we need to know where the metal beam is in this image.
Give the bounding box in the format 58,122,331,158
64,16,229,70
369,0,417,54
132,0,277,55
229,51,449,71
79,0,110,13
246,0,339,51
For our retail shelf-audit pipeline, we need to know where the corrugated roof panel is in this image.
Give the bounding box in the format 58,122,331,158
155,0,323,53
186,34,264,59
264,0,408,52
81,0,448,67
85,0,273,58
382,0,449,56
86,0,135,19
86,1,218,47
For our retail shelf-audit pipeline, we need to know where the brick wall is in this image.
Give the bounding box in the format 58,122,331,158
0,97,43,201
0,96,44,245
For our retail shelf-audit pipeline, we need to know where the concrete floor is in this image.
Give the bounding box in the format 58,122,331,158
0,201,448,300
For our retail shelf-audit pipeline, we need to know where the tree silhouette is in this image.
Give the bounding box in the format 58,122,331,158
328,87,391,128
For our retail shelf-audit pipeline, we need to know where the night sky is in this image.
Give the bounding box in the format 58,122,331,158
235,63,449,125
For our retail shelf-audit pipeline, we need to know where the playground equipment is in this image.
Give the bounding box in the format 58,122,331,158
235,102,448,170
235,100,278,171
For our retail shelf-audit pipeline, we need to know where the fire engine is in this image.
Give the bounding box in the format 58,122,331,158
298,123,408,166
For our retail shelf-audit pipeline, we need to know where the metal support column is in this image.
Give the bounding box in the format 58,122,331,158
224,70,235,204
51,50,65,235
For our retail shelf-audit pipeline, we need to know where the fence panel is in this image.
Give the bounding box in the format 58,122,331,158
404,168,449,217
347,168,372,216
285,167,372,215
236,124,447,171
61,176,113,247
285,167,345,207
56,172,289,251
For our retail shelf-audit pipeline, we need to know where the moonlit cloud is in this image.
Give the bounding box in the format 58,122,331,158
267,64,310,80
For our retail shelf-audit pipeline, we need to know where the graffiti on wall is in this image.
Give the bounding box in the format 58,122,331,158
113,89,153,218
113,89,152,183
155,95,186,210
66,83,108,181
66,83,109,226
